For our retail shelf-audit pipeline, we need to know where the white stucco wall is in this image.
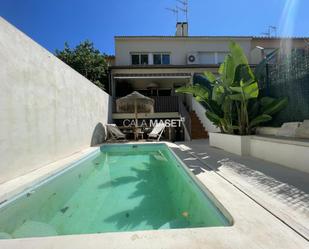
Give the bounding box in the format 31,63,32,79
250,136,309,174
115,37,252,66
191,98,220,133
209,133,309,173
209,133,251,156
0,18,111,183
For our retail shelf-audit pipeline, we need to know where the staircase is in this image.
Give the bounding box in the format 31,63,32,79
190,111,209,139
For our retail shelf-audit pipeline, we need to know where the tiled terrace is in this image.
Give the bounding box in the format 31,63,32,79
171,139,309,240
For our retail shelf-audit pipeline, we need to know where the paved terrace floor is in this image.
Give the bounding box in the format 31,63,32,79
171,139,309,240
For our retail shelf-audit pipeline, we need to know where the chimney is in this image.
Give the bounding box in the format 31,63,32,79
176,22,188,37
182,22,188,36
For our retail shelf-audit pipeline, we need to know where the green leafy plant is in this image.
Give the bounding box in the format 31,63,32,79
176,42,288,135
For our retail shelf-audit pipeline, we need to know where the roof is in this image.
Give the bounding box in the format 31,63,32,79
115,35,252,40
113,72,192,79
110,64,220,70
109,64,257,70
252,36,309,40
115,35,309,40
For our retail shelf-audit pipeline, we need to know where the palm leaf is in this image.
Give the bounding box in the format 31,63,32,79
204,71,217,83
249,114,272,128
206,110,221,125
262,97,288,115
176,84,210,101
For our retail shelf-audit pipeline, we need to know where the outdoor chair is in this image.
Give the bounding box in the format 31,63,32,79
148,123,166,141
134,127,144,140
106,124,126,141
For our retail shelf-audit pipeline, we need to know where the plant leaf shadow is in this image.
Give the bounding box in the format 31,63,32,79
98,176,138,189
102,160,188,231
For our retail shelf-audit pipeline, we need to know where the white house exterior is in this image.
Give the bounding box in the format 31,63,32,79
114,36,252,66
110,22,309,141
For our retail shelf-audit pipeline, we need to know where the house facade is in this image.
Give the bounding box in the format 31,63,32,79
109,22,309,141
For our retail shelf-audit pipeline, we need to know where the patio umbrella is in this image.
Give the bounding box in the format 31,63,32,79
116,91,154,126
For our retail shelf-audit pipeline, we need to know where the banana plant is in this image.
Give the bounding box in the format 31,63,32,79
176,84,228,133
248,96,288,131
204,41,261,134
177,41,288,135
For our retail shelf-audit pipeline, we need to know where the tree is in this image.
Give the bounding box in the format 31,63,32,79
55,40,108,90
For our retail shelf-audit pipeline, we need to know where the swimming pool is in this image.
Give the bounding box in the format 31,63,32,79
0,143,231,239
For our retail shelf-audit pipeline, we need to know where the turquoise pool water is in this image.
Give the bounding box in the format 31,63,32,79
0,144,230,239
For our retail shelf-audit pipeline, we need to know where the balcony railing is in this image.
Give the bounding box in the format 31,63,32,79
151,96,179,112
179,100,191,138
113,95,191,139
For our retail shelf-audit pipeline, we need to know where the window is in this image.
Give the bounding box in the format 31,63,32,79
131,54,140,65
153,53,170,65
131,53,148,65
162,54,170,65
199,52,216,64
141,54,148,64
217,52,228,63
158,89,172,96
153,54,162,64
199,52,228,64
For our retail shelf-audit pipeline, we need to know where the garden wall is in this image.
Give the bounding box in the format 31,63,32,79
209,132,309,174
260,49,309,126
0,18,111,183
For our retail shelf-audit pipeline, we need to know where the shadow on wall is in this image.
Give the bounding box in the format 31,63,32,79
90,123,106,146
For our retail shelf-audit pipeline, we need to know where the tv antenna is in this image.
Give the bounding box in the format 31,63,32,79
261,25,277,37
166,7,179,22
261,31,270,37
177,0,188,22
269,26,277,36
304,39,309,49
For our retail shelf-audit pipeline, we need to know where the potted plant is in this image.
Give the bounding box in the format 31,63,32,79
177,42,287,155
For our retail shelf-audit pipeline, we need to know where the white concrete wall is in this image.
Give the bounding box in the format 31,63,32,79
0,18,111,183
250,136,309,174
209,132,309,173
191,98,220,133
115,37,252,66
209,133,250,156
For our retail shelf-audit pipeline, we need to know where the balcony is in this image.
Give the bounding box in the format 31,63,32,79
151,96,180,112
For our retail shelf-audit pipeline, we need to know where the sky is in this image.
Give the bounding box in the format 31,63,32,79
0,0,309,55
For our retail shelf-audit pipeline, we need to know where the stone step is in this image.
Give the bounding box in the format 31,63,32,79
190,111,209,139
